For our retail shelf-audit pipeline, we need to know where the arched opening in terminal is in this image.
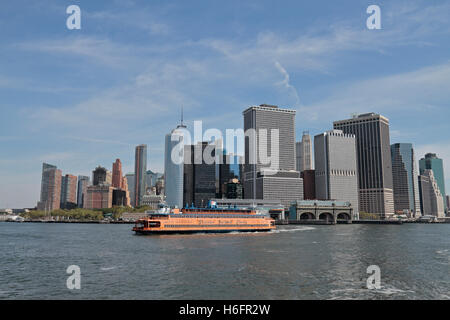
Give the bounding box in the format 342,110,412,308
299,212,314,220
337,212,351,221
319,212,333,222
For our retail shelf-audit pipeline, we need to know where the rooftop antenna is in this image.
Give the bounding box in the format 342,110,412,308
177,106,186,128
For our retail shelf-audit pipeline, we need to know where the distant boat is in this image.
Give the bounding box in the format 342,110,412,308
418,215,437,223
7,215,25,222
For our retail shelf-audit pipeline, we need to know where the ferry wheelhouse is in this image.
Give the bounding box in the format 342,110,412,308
132,201,276,234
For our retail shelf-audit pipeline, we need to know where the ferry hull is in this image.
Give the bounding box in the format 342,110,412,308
133,228,273,235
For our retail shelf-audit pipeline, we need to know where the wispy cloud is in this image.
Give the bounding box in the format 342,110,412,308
15,36,137,67
274,61,301,106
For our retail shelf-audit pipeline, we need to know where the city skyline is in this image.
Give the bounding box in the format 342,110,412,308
2,0,450,208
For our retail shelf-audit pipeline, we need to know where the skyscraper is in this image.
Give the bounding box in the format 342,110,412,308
419,153,446,211
77,176,90,208
93,166,109,186
314,130,359,218
37,163,62,212
112,159,123,189
164,123,186,208
334,113,394,218
218,151,242,198
391,143,421,217
183,142,217,207
145,170,158,192
296,131,313,173
125,173,135,206
418,169,445,218
243,104,303,207
60,174,78,209
134,144,147,207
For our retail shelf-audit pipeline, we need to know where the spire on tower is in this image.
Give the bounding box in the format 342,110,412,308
177,106,186,128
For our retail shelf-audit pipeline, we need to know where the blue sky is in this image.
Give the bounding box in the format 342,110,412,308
1,0,450,208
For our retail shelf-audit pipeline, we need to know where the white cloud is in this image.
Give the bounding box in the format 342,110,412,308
15,36,137,67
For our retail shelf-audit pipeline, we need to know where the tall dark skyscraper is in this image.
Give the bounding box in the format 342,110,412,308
183,142,216,207
92,166,109,186
334,113,394,218
60,174,78,209
218,151,241,198
419,153,446,212
390,143,421,217
77,175,90,208
134,144,147,207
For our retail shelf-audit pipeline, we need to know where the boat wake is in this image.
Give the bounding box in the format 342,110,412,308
271,226,315,233
100,266,117,271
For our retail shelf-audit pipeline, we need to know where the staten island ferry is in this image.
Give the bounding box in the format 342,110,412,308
132,201,276,234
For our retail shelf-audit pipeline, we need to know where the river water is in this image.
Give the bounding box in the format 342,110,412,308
0,223,448,299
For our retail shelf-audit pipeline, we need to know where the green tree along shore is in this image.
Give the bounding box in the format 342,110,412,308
20,206,153,221
358,211,381,220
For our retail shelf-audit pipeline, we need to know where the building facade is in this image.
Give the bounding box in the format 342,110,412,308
419,153,446,212
225,179,243,199
314,130,359,218
242,104,303,207
112,159,123,189
84,185,113,209
390,143,421,217
289,200,353,224
296,131,313,173
446,195,450,215
77,175,90,208
134,144,147,207
37,163,62,212
125,173,135,206
60,174,78,209
301,170,316,200
183,142,217,207
333,113,394,218
164,125,185,208
418,169,445,218
93,166,110,186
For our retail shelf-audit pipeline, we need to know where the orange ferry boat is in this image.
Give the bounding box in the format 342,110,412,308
132,201,276,234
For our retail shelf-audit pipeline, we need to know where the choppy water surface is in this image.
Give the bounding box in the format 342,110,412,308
0,223,449,299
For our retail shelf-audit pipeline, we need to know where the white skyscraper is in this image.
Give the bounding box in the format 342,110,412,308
419,169,445,218
314,130,359,218
243,104,303,207
164,123,186,208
